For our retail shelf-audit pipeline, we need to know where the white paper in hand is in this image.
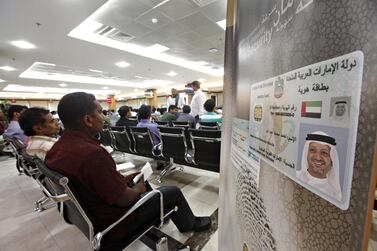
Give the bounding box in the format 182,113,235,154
133,162,153,183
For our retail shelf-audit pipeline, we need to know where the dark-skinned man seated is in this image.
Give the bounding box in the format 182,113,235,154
45,92,211,246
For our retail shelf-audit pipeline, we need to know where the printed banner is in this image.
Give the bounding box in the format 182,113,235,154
248,51,363,209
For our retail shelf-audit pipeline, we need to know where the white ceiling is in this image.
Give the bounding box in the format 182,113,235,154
0,0,226,100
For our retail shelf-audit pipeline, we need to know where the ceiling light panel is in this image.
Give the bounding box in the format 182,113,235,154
11,40,36,49
166,71,177,76
0,66,16,71
115,61,130,68
216,19,226,30
0,79,5,83
19,62,167,88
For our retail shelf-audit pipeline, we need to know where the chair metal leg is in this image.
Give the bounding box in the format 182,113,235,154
156,158,174,183
34,196,56,212
156,237,168,251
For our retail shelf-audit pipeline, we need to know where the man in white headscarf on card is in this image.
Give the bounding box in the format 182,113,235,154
297,131,342,201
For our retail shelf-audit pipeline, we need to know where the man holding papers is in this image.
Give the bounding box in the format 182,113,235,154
45,92,211,245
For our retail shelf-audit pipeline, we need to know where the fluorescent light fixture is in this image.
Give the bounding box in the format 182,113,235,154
197,61,208,66
208,48,218,53
146,44,170,53
115,61,130,68
133,89,139,92
4,84,119,95
0,66,16,71
20,62,149,87
152,0,170,9
68,18,223,76
216,19,226,30
198,78,206,82
59,83,67,87
135,75,144,79
102,86,109,89
11,40,36,49
38,62,56,66
89,69,103,73
166,71,177,77
0,79,5,83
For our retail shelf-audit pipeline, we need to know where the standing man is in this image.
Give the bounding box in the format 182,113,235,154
19,107,60,160
190,81,206,120
3,105,28,144
167,88,185,109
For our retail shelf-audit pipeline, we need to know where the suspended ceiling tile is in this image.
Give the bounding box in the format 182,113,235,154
193,22,223,36
155,22,188,38
200,0,227,23
175,31,203,43
120,21,153,38
135,9,173,30
138,0,166,8
206,32,226,47
156,0,199,21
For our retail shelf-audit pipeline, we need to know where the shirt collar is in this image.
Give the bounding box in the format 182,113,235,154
62,129,100,144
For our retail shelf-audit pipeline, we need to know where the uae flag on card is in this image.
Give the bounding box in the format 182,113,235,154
301,101,322,118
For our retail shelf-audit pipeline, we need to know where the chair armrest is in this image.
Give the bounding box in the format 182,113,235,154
35,178,70,203
93,189,164,250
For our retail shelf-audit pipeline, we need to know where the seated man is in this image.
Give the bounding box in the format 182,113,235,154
160,105,178,122
176,105,195,127
19,107,60,160
3,105,28,144
116,105,137,127
137,105,161,146
200,99,223,125
45,92,211,245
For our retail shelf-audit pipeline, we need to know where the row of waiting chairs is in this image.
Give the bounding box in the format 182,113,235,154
4,135,188,250
99,124,221,182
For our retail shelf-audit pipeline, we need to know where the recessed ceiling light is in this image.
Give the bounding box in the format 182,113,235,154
146,44,170,53
216,19,226,30
102,86,109,89
208,48,218,53
0,66,16,71
166,71,177,77
0,79,5,83
198,78,206,82
89,69,103,73
151,18,158,23
135,75,144,79
59,83,67,87
115,61,130,68
11,40,36,49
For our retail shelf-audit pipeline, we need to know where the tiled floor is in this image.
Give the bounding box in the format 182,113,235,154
0,154,219,251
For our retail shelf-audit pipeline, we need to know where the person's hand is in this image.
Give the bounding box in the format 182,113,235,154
124,172,140,183
134,180,147,194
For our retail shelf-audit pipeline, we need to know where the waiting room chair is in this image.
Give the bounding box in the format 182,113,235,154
128,127,161,157
156,121,170,126
188,129,221,173
98,126,115,149
33,158,186,251
157,127,190,182
21,151,56,212
110,126,135,154
198,121,219,130
3,134,26,175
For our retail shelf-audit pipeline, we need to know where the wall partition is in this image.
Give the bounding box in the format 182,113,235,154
219,0,377,250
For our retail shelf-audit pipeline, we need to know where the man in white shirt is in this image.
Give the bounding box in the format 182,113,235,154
189,81,206,118
167,88,186,109
296,131,342,201
19,107,60,160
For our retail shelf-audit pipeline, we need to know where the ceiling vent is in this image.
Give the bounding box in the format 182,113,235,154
190,0,217,7
94,24,134,43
